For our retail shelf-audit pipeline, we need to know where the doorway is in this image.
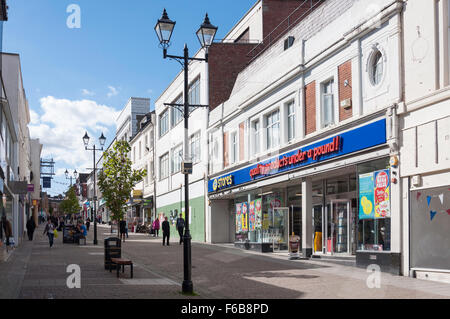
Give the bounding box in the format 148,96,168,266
325,200,351,255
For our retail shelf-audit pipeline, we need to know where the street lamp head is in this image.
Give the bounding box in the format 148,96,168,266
155,8,176,50
65,169,69,178
196,13,218,49
99,132,106,147
74,170,78,179
83,132,90,147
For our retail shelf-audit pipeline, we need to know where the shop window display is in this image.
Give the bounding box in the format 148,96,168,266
357,158,391,251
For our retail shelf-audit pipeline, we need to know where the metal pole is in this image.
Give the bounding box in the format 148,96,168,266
182,44,193,294
93,145,98,245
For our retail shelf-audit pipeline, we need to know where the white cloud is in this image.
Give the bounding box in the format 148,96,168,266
81,89,95,96
29,96,119,174
107,86,119,98
29,109,40,125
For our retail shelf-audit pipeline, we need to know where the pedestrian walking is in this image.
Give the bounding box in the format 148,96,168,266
86,218,90,231
26,217,36,241
0,213,12,248
43,219,56,248
176,214,185,245
162,217,170,246
125,219,129,238
152,218,160,237
119,219,127,242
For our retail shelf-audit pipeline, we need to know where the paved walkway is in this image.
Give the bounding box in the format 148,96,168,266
0,223,449,299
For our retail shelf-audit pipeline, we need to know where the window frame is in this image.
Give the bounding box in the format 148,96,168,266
171,144,183,175
171,95,184,128
159,109,170,138
286,101,296,142
190,131,201,164
159,153,169,180
265,109,280,151
230,131,238,165
321,79,335,128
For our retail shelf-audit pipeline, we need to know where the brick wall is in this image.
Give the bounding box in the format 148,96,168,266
338,60,353,122
208,43,257,111
305,81,316,135
239,122,245,162
223,132,229,168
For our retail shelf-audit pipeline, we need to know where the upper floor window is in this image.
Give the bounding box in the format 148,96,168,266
230,132,238,164
139,141,142,160
265,109,280,150
171,95,183,127
190,132,201,163
188,77,200,112
171,144,183,174
145,164,149,185
370,50,384,86
159,109,169,137
252,120,260,155
321,80,335,128
287,101,296,142
133,146,136,162
160,153,169,180
144,135,148,154
149,130,154,150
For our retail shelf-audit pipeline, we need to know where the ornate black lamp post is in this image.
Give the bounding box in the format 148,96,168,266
65,169,78,187
155,9,217,294
83,131,106,245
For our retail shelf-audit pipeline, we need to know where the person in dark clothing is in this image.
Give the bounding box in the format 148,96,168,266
26,217,36,241
43,219,55,248
176,215,185,245
86,218,90,231
0,213,12,247
119,219,127,242
162,217,170,246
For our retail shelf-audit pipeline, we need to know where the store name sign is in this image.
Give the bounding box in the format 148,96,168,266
250,136,341,179
208,119,387,193
212,174,234,191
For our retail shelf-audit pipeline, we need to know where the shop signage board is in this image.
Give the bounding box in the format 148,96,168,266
359,169,390,220
249,201,256,231
209,119,387,193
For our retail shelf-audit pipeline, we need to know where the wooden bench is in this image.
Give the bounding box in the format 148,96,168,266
110,258,133,278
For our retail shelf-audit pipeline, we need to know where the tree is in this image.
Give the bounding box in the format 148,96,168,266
60,187,81,217
98,140,146,235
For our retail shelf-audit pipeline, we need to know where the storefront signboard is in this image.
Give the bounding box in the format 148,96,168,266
209,119,387,193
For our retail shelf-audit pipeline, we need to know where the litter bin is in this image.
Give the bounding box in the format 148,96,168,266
289,235,301,260
104,237,121,270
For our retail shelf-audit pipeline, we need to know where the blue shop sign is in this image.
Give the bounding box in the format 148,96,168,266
209,119,387,193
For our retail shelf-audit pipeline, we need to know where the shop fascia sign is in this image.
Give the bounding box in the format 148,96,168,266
208,119,387,193
249,136,341,179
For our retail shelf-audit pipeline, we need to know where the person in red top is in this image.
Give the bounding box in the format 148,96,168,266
152,218,160,237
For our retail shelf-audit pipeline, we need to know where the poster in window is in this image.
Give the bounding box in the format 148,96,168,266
249,201,256,231
255,198,262,229
241,202,248,232
359,173,375,220
235,203,242,233
374,169,390,218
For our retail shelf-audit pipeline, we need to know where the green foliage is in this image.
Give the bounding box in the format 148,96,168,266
60,187,81,216
98,140,147,222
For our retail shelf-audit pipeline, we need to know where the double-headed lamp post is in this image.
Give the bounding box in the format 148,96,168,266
83,131,107,245
155,9,218,295
65,169,78,187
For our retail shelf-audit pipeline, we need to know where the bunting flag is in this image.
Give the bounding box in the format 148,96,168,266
427,196,432,207
438,194,444,205
430,211,437,221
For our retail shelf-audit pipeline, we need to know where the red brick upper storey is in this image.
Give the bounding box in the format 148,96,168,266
208,43,256,111
305,81,316,135
338,60,353,122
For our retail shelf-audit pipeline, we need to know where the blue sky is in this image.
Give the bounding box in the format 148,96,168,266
3,0,256,196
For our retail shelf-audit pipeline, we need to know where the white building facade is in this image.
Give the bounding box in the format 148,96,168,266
207,0,405,275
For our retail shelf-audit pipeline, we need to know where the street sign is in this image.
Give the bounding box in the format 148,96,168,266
182,162,193,175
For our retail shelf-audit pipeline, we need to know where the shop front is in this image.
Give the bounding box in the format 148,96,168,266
209,119,396,266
